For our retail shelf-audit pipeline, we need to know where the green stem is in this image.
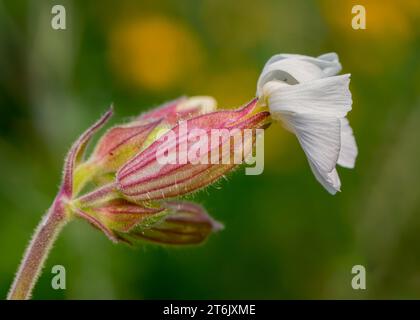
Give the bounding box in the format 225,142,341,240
7,195,69,300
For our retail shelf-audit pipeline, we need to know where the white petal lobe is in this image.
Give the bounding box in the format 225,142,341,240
281,113,341,176
260,52,342,81
337,118,358,168
309,162,341,195
257,59,325,96
264,74,352,117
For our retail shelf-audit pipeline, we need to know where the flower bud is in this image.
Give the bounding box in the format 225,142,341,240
73,197,166,242
116,99,270,201
73,194,221,246
118,201,223,245
138,96,217,125
87,119,161,173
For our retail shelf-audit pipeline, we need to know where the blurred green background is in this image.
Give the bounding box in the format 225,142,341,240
0,0,419,299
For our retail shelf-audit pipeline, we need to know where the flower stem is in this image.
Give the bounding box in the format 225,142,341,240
7,195,69,300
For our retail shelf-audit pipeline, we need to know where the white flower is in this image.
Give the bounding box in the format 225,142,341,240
257,53,357,194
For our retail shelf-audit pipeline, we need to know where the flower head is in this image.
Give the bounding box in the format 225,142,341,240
59,52,356,247
256,53,358,194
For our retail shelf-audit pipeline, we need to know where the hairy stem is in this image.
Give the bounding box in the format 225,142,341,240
7,195,69,300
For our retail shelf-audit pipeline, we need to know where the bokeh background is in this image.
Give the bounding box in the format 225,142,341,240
0,0,419,299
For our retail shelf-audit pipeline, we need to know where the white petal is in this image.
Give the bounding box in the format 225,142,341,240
257,59,325,96
280,113,342,194
316,53,342,76
337,118,358,168
261,52,342,79
256,52,353,194
309,162,341,195
281,113,341,175
263,74,352,118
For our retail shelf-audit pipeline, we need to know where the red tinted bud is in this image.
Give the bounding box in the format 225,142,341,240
119,201,222,245
73,196,166,243
117,99,270,201
138,96,217,125
88,120,161,172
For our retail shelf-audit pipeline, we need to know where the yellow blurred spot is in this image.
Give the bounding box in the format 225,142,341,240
109,16,204,91
319,0,418,74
